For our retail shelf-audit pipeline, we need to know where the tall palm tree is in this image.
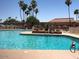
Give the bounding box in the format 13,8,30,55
35,8,38,17
18,0,24,20
19,0,28,21
31,0,37,16
74,9,79,20
19,0,24,8
0,19,2,22
25,10,30,16
8,17,11,20
19,8,22,21
65,0,72,27
27,5,32,16
22,4,28,21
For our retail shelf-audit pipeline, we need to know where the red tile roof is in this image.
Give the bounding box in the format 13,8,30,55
49,18,74,22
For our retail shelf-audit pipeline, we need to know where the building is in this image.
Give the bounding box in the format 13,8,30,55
49,18,79,27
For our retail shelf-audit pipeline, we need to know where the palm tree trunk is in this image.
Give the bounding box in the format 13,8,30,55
32,9,34,17
35,14,37,18
35,13,37,18
68,6,71,27
20,8,22,21
76,14,77,21
23,11,25,20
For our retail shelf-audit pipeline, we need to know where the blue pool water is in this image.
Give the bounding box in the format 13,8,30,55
0,30,79,50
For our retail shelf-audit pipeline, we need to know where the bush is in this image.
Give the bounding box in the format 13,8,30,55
26,16,40,28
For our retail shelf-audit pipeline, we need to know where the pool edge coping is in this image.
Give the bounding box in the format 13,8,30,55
20,31,79,39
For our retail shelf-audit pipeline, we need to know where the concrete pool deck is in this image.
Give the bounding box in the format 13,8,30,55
20,31,79,38
0,50,79,59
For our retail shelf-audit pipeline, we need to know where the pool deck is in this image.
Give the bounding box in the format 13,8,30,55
20,31,79,38
0,50,79,59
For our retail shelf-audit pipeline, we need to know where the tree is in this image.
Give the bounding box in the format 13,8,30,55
0,19,2,21
8,17,11,20
25,5,32,17
25,10,30,16
35,8,38,17
74,9,79,20
31,0,37,16
18,0,28,21
18,0,39,23
18,0,24,20
28,5,32,12
21,20,26,28
0,19,2,23
3,18,20,25
22,4,28,21
18,0,39,29
28,5,32,15
26,16,39,28
65,0,72,27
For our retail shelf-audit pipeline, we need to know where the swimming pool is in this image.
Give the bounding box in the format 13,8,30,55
0,30,79,50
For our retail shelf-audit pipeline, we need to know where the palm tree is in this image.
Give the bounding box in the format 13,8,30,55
22,4,28,21
18,0,28,21
25,10,30,16
35,8,38,17
28,5,32,12
31,0,37,16
65,0,72,27
8,17,11,20
0,19,2,22
18,0,24,20
74,9,79,20
19,8,22,21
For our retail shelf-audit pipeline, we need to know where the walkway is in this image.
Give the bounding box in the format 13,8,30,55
0,50,79,59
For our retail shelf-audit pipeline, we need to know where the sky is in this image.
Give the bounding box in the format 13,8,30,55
0,0,79,22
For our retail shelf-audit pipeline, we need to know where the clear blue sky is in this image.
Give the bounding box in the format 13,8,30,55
0,0,79,22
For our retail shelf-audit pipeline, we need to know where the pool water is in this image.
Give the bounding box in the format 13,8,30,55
0,30,79,50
